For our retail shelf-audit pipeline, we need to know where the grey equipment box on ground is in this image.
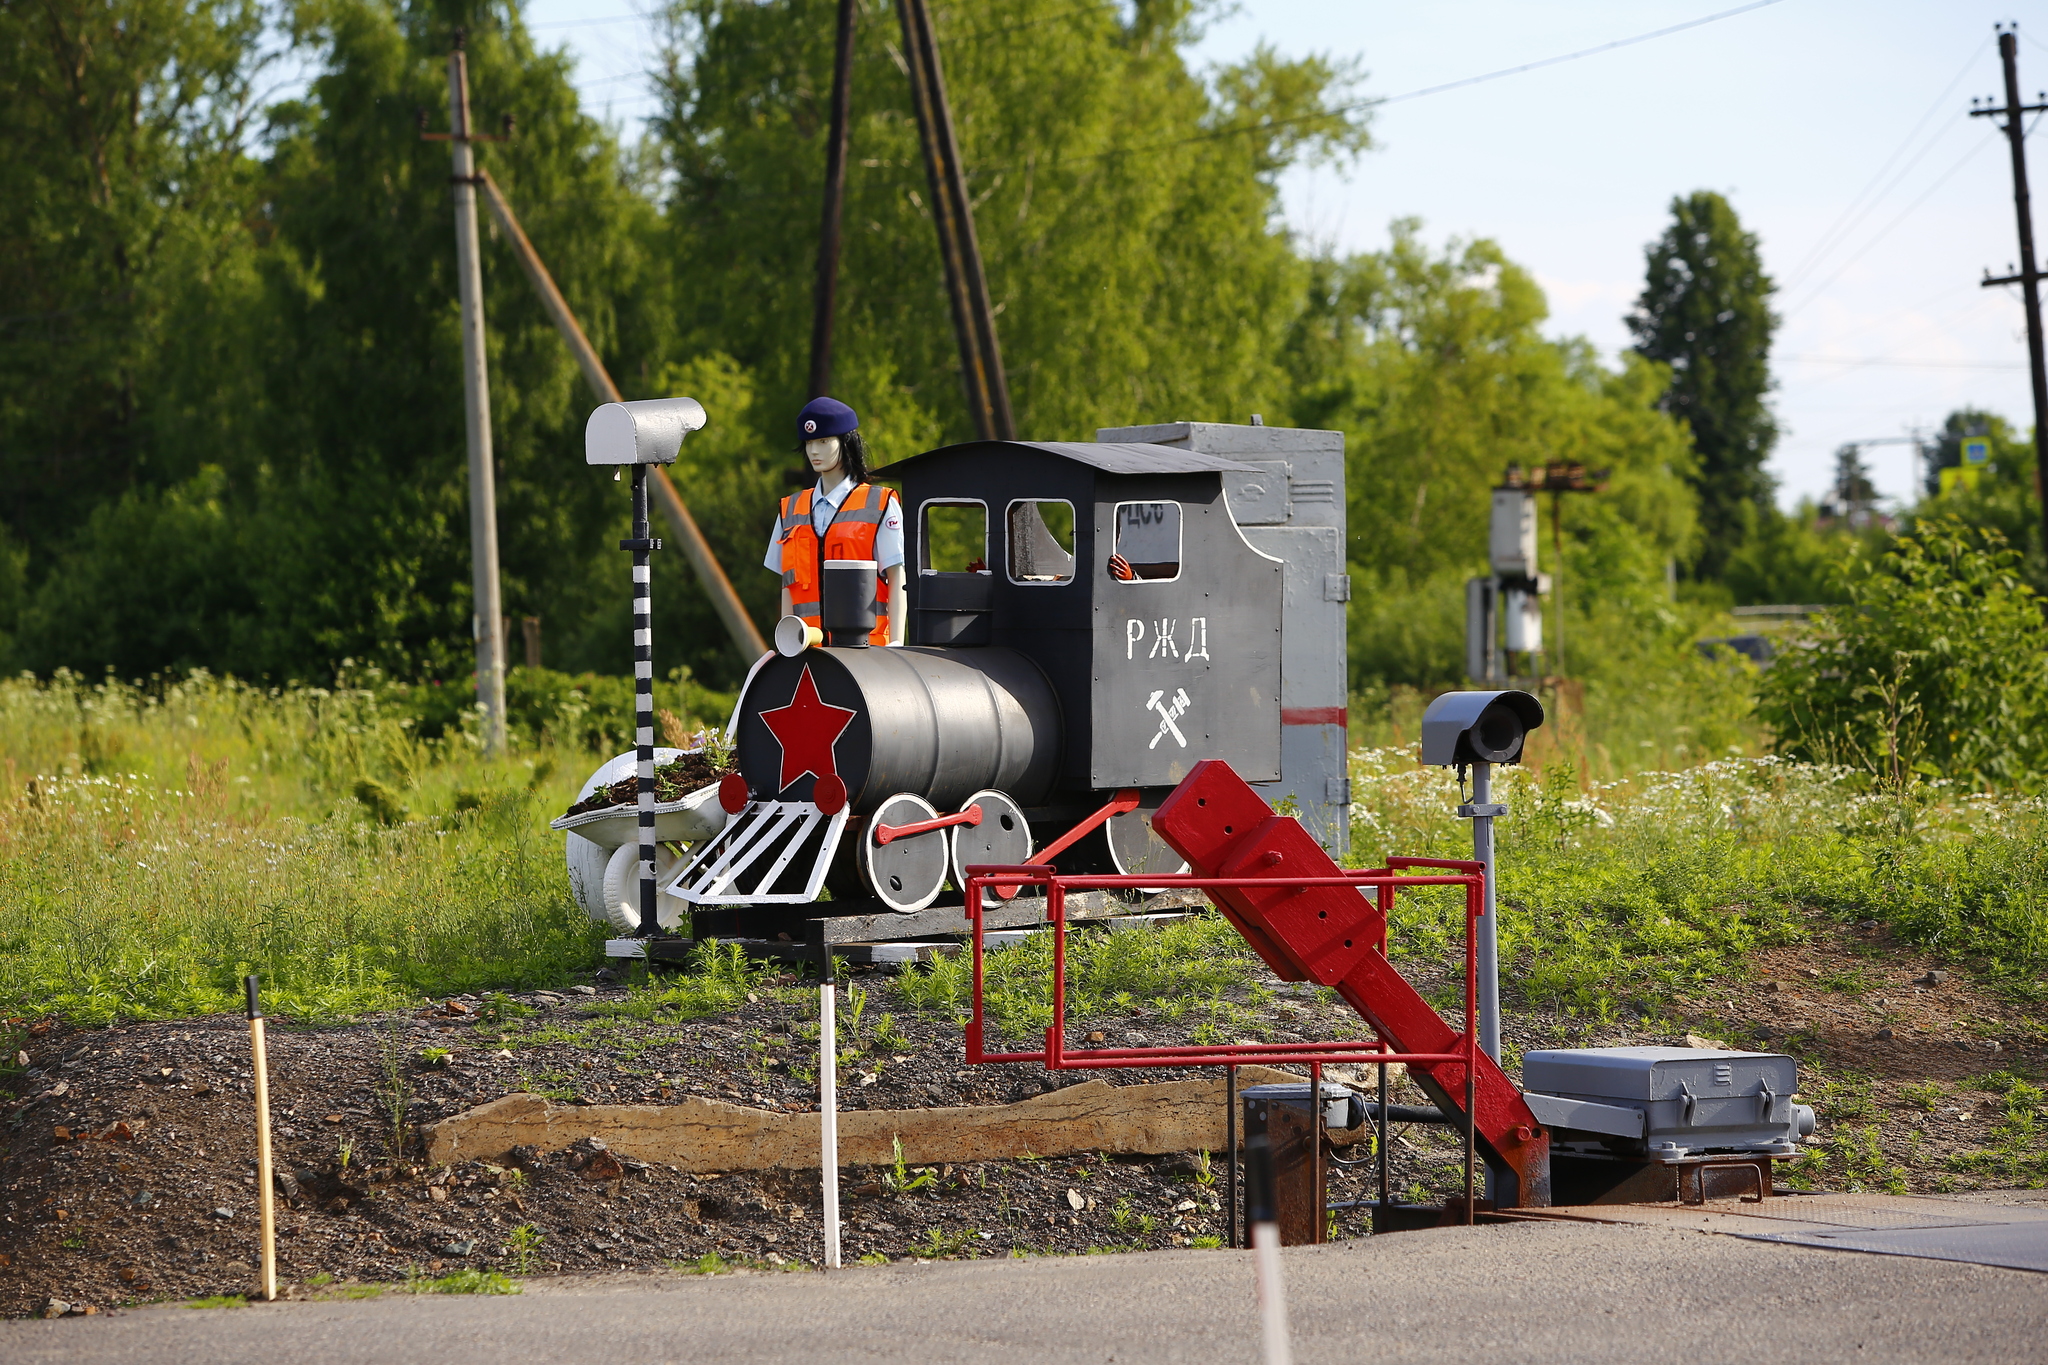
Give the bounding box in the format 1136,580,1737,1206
1521,1046,1816,1159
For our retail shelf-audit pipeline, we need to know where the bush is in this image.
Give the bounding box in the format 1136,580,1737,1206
1756,518,2048,790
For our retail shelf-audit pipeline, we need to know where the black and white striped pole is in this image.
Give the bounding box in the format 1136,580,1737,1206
629,462,659,934
585,396,708,937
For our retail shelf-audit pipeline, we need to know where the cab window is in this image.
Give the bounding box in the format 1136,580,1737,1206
1111,501,1181,582
1006,500,1075,584
920,500,988,573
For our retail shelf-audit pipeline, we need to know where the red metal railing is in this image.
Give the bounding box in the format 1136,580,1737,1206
960,860,1488,1227
961,864,1481,1076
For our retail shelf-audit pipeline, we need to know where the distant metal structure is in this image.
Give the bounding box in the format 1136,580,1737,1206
1467,463,1604,684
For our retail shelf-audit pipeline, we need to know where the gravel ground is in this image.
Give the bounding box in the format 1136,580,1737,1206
2,913,2040,1319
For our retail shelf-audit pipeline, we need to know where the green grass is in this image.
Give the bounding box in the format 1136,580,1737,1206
0,670,631,1023
893,913,1261,1038
7,672,2046,1031
1349,750,2048,1012
405,1268,520,1295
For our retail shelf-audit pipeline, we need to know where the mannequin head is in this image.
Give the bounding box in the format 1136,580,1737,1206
804,429,868,485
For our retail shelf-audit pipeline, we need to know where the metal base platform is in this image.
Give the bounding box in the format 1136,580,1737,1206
604,891,1207,963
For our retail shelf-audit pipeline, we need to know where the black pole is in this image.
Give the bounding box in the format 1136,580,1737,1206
1376,1052,1390,1212
808,0,858,402
895,0,994,439
626,465,660,936
1225,1064,1239,1249
243,973,262,1020
901,0,1013,440
1979,29,2048,547
2002,30,2048,551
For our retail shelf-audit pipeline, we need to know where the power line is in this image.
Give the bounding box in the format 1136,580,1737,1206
1782,130,2002,315
1369,0,1791,110
1779,39,1989,293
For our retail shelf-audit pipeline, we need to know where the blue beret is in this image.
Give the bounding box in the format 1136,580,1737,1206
798,396,858,439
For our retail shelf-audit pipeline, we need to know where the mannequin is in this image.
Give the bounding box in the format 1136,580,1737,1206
777,436,907,645
765,397,907,648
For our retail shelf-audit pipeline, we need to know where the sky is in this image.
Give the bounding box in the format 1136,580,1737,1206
521,0,2048,516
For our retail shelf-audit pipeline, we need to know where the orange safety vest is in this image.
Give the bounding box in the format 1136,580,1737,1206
777,482,896,647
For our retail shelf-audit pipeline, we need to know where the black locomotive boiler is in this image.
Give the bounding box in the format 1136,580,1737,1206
672,438,1298,929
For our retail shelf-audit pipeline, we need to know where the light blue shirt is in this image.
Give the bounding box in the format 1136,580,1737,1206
763,475,905,574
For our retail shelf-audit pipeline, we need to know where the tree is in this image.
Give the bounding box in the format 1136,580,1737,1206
1909,408,2042,597
1756,517,2048,790
1282,224,1703,692
15,0,687,683
1627,191,1778,579
0,0,269,574
651,0,1368,450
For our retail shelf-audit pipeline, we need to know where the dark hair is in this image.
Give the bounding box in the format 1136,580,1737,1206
799,429,868,484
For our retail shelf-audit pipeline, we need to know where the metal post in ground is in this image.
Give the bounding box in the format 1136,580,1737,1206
1244,1133,1293,1365
820,949,842,1269
243,975,277,1302
1468,760,1500,1062
1308,1060,1323,1244
444,32,507,755
1225,1064,1239,1249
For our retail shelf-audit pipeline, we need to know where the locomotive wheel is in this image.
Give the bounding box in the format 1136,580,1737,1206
1106,798,1189,891
599,841,684,935
949,790,1033,900
860,793,950,915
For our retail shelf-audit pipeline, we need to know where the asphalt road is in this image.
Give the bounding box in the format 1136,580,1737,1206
6,1220,2044,1364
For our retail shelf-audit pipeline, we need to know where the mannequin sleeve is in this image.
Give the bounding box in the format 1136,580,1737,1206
885,565,907,645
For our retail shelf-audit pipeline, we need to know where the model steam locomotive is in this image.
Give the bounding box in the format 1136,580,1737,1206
571,420,1351,939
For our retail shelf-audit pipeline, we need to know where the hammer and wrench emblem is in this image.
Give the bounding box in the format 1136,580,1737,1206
1146,688,1192,749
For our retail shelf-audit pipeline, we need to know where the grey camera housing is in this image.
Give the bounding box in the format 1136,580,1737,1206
1420,689,1545,767
585,396,707,466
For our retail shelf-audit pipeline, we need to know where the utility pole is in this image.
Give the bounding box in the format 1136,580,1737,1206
443,31,507,755
809,0,858,402
897,0,1013,440
1974,25,2048,550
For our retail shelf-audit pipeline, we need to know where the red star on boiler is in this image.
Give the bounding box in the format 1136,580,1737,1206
758,665,856,792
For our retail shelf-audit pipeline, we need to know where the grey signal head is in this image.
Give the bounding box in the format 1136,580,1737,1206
1419,690,1545,767
585,396,707,466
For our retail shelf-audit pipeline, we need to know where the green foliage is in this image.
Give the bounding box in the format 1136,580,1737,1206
598,939,770,1023
894,914,1258,1038
1351,749,2048,1001
883,1136,937,1195
656,0,1367,450
1945,1079,2048,1187
404,1267,519,1295
1910,408,2044,598
1286,225,1703,692
1721,503,1861,607
1628,191,1779,577
1757,518,2048,789
0,669,604,1023
0,0,269,566
507,1223,544,1275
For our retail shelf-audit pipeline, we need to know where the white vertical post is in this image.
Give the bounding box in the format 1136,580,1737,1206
1244,1133,1292,1365
819,952,841,1269
447,35,507,755
244,975,277,1302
